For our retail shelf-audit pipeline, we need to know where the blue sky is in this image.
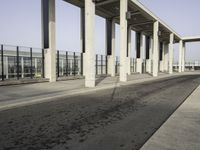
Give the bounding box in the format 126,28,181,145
0,0,200,61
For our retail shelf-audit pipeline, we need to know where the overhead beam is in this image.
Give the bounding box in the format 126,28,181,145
113,11,141,19
131,21,153,27
95,0,118,6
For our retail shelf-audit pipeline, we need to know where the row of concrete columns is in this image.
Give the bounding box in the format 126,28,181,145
41,0,184,87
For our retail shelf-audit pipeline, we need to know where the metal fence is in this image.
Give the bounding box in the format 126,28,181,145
0,44,44,81
1,43,155,82
56,51,83,77
142,59,147,73
95,54,107,75
130,58,136,73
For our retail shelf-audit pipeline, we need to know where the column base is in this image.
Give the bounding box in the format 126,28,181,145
146,59,152,73
45,48,56,82
136,58,142,74
107,55,115,77
127,57,131,75
159,61,164,72
85,79,95,88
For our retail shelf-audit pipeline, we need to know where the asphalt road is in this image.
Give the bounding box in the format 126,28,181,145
0,75,200,150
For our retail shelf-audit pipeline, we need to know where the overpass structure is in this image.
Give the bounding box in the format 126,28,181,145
4,0,199,87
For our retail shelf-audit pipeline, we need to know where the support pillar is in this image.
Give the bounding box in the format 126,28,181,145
164,43,169,72
136,32,143,74
84,0,95,87
152,21,159,77
149,37,153,73
159,42,164,72
182,42,186,72
80,7,86,76
145,36,151,73
41,0,56,82
127,26,132,75
119,0,128,82
178,40,183,73
169,33,174,74
107,19,116,77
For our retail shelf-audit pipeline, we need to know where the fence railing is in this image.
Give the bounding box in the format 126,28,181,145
130,58,136,73
56,51,83,77
96,54,107,75
142,59,146,73
0,44,44,81
1,43,158,82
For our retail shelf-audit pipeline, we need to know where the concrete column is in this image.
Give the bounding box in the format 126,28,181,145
152,21,159,77
178,40,183,73
146,36,151,73
146,37,153,73
107,19,116,77
119,0,128,82
84,0,95,87
41,0,56,82
127,26,132,75
163,43,169,72
149,37,153,73
182,42,186,72
169,33,174,74
159,42,164,72
136,32,143,74
80,7,86,76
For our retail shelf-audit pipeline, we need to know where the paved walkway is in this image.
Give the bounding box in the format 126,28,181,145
0,72,199,111
140,84,200,150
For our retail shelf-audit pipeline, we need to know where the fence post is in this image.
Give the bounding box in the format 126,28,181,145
16,46,20,80
30,48,33,79
96,54,98,75
42,49,45,78
81,53,83,75
66,51,68,76
101,55,103,74
1,45,4,81
73,52,76,76
57,50,59,77
106,55,108,74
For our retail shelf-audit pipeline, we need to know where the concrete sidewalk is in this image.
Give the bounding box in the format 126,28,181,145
140,84,200,150
0,72,198,111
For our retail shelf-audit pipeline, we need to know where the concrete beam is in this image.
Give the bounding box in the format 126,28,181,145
95,0,118,7
131,21,153,27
